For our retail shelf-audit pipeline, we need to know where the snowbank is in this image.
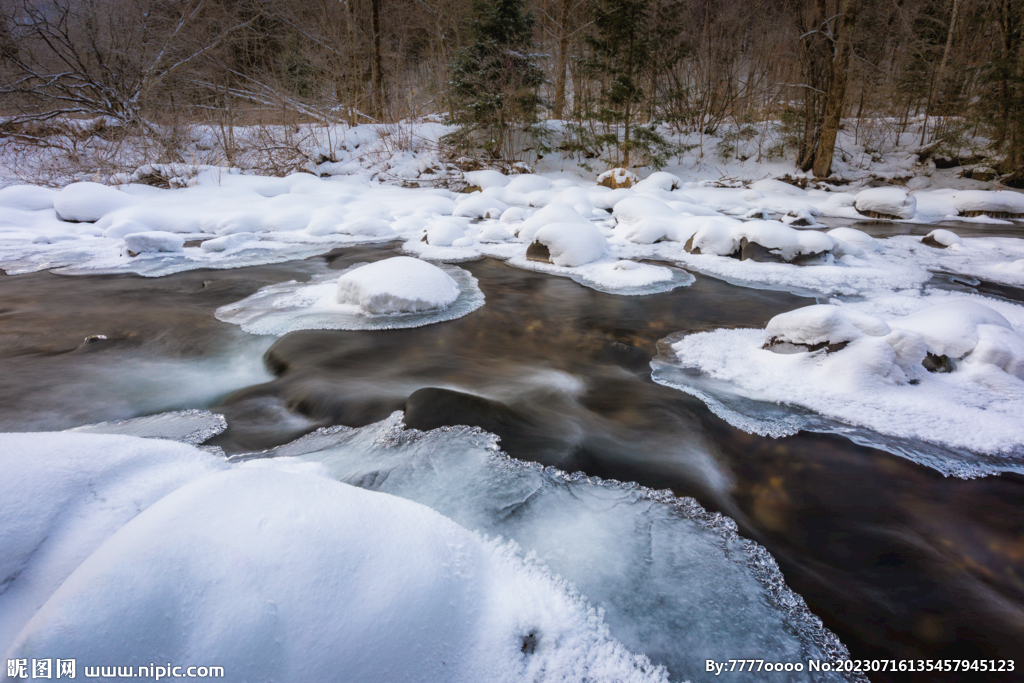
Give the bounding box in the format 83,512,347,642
3,433,668,683
0,433,227,655
654,299,1024,476
853,187,916,219
258,413,859,681
531,222,607,267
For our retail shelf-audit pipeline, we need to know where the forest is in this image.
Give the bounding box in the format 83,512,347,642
2,0,1024,183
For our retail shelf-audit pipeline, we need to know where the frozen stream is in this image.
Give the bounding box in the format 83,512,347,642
1,224,1023,682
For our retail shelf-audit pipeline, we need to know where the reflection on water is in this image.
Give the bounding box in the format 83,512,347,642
1,241,1022,682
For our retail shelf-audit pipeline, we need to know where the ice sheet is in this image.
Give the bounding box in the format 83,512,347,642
215,261,484,335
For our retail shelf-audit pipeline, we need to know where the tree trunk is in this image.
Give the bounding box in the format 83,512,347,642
371,0,385,117
553,0,569,118
812,0,855,178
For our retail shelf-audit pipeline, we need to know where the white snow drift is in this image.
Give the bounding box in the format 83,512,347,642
654,299,1024,476
1,432,668,683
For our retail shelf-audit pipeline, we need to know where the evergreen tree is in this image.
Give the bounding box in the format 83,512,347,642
445,0,545,164
572,0,672,169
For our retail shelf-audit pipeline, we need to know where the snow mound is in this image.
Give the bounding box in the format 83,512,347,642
922,229,962,248
853,187,916,219
423,218,468,246
531,222,608,267
686,219,836,262
337,256,459,313
0,185,57,211
948,190,1024,215
123,231,185,255
516,202,590,241
200,232,258,252
463,170,510,189
454,193,508,219
597,168,638,188
654,299,1024,476
53,182,138,222
216,260,484,335
0,433,228,655
8,463,668,683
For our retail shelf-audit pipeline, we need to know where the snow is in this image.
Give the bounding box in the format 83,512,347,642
215,260,484,335
200,232,258,252
2,432,669,683
336,256,459,313
123,231,185,254
0,433,228,655
532,222,608,267
240,413,859,682
0,185,56,211
923,228,962,247
852,187,916,219
53,182,138,222
654,298,1024,477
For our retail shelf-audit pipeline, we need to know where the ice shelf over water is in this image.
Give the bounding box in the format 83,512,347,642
653,293,1024,478
215,259,484,335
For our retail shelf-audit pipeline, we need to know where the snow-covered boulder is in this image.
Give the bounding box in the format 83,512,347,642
749,179,807,197
54,182,138,222
516,203,590,241
948,190,1024,217
853,187,916,219
478,223,514,241
685,220,836,263
340,217,396,237
597,168,638,189
336,256,460,313
921,229,962,249
462,170,509,191
826,227,876,250
765,301,1024,380
453,193,508,219
123,231,185,256
632,172,682,193
765,304,892,351
505,174,553,193
528,223,607,267
422,219,468,246
889,300,1014,362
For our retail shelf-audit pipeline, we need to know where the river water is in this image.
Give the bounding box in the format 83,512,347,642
1,221,1022,682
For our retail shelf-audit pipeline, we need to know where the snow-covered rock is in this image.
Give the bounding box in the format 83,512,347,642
530,223,607,267
463,170,509,190
423,218,468,246
516,203,590,241
454,193,508,219
686,219,836,263
597,168,638,189
54,182,138,222
948,189,1024,216
853,187,916,219
123,231,185,255
921,229,962,249
336,256,460,313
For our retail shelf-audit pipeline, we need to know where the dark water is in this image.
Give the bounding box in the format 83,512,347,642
1,239,1022,682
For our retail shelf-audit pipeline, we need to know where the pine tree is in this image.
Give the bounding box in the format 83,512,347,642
574,0,672,169
445,0,545,164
